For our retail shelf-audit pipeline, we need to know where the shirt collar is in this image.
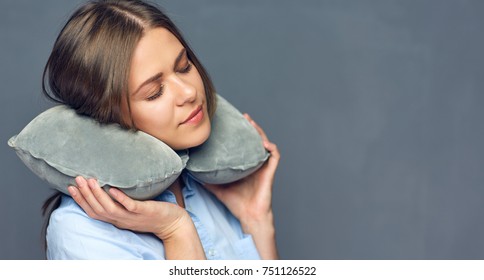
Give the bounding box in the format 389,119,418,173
155,170,202,203
181,170,198,198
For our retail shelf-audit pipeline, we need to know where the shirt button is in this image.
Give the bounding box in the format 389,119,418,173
208,249,216,257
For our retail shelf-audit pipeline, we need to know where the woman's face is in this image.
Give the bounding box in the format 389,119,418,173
126,28,211,150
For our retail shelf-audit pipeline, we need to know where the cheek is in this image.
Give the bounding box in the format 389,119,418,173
131,101,174,137
191,66,205,95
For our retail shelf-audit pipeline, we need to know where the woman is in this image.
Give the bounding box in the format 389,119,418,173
42,0,280,260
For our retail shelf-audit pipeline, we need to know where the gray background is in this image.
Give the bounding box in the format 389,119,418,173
1,0,483,259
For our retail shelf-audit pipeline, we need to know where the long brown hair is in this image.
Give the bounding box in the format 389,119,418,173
41,0,217,255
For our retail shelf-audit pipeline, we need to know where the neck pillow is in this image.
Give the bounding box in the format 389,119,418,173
8,95,269,200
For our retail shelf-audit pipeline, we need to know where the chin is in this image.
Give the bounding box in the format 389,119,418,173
174,120,211,150
190,121,211,148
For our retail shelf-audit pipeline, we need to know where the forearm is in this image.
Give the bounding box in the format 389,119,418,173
156,213,207,260
240,211,279,260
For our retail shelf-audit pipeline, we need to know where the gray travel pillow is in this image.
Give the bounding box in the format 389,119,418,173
8,95,269,200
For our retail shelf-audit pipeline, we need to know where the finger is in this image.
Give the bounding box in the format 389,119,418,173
75,176,108,216
86,178,120,215
68,185,98,219
263,142,280,170
263,141,280,157
109,188,140,213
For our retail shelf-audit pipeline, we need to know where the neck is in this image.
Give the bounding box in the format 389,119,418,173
168,177,185,208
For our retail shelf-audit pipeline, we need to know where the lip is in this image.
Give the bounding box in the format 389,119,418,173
181,105,203,125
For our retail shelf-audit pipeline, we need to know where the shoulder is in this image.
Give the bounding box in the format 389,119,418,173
47,195,165,260
48,195,113,237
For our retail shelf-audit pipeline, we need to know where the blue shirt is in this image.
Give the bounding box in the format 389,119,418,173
46,172,261,260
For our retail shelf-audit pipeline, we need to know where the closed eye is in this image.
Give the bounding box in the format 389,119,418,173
178,62,192,74
146,84,164,101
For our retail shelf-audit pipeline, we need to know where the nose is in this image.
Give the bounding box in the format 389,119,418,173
170,75,197,105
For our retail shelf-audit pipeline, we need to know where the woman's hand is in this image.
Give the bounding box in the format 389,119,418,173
68,177,183,238
204,114,280,223
67,177,205,259
203,114,280,259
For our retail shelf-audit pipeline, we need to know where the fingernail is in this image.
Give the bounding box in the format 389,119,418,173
67,186,77,196
88,179,98,188
109,188,118,197
75,176,83,187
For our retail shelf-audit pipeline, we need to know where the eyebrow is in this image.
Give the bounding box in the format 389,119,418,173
132,48,187,96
